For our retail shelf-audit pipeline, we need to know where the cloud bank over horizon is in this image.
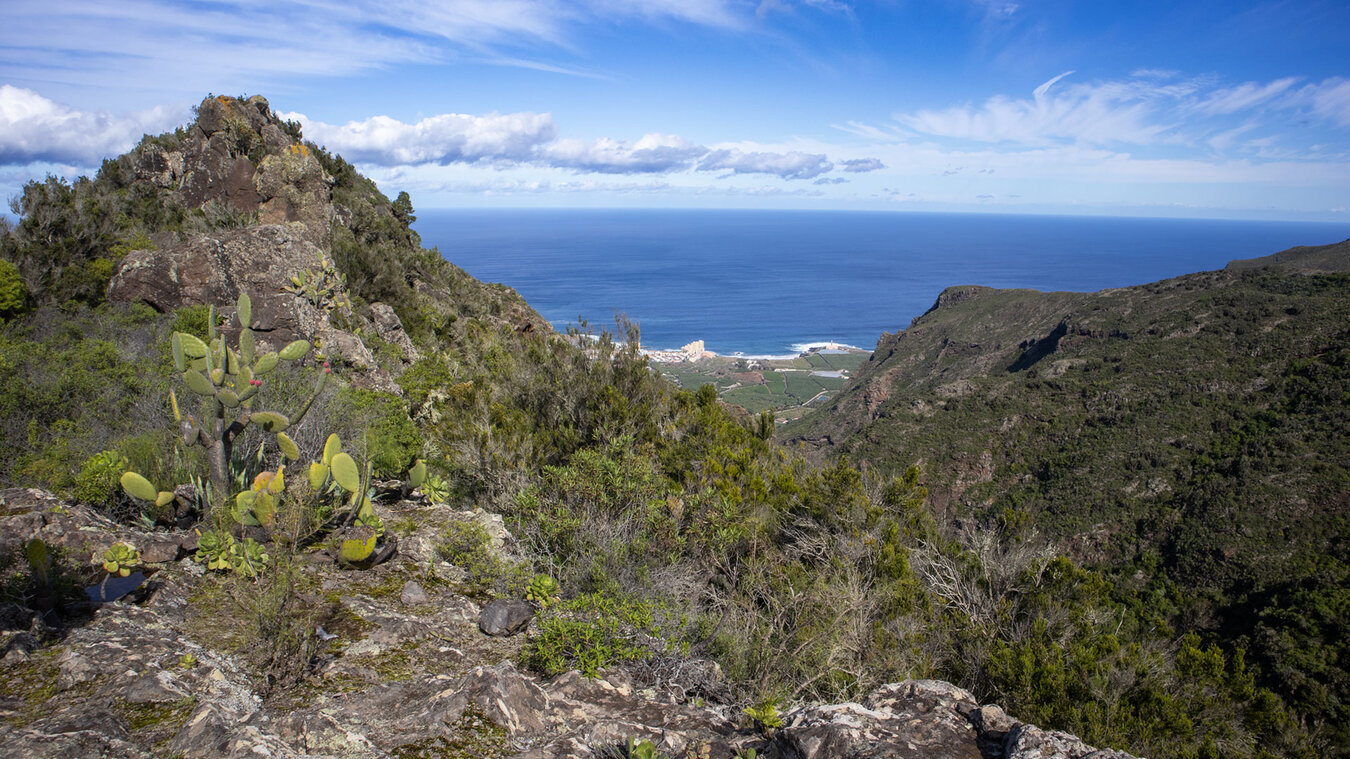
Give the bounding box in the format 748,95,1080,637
0,87,884,187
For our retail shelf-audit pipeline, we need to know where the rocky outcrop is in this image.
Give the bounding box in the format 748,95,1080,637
133,95,329,246
0,488,1142,759
110,95,414,394
370,302,420,363
109,224,321,345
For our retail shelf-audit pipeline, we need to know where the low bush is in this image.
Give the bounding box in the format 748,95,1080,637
72,450,129,507
437,519,528,600
521,594,676,678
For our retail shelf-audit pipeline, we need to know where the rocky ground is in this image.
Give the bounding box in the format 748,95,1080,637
0,487,1138,759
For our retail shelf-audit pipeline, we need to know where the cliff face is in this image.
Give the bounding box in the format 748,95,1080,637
0,488,1137,759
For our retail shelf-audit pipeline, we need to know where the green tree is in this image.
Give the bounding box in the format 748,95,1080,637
0,259,26,319
392,191,416,228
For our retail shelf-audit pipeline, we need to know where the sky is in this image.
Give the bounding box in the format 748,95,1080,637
1,0,1349,220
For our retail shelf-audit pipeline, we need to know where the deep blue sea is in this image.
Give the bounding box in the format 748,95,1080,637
414,209,1350,357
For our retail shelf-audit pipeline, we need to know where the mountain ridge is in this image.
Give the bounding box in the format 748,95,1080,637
784,238,1350,751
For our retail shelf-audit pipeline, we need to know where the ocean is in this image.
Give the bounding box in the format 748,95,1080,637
414,209,1350,357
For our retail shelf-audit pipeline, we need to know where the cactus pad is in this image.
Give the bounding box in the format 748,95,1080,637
277,432,300,460
322,433,342,465
253,352,279,376
279,339,310,361
251,411,289,432
178,332,208,358
120,471,158,502
330,452,360,493
308,461,330,491
183,370,214,396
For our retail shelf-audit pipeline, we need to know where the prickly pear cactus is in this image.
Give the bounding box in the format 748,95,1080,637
121,291,327,512
285,254,352,315
234,466,286,527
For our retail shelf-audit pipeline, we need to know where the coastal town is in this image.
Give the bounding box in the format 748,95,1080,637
640,340,871,420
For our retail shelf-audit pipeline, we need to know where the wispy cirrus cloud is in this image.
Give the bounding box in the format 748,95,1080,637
896,71,1189,146
0,0,793,95
883,71,1350,157
1303,77,1350,127
1194,77,1299,115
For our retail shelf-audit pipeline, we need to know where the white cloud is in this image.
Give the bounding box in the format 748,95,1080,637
284,110,557,165
542,133,708,174
284,111,848,179
697,148,834,179
839,157,886,172
1195,78,1298,115
0,85,185,165
897,71,1185,146
1303,78,1350,127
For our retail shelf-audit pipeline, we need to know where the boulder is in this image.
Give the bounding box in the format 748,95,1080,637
479,599,534,637
370,302,420,362
1005,723,1140,759
108,224,321,340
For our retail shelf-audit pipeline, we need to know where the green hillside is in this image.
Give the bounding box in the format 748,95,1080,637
786,240,1350,754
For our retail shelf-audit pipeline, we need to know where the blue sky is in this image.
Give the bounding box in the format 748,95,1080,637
2,0,1348,220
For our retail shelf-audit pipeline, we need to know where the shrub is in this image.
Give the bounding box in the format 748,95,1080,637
437,519,528,600
0,260,26,319
169,304,215,341
233,561,317,694
520,594,662,678
331,387,422,479
73,450,129,506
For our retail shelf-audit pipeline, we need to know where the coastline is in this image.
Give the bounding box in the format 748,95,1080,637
647,342,871,421
641,339,866,364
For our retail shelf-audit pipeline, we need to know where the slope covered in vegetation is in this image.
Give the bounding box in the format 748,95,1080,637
0,95,1335,759
787,240,1350,756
